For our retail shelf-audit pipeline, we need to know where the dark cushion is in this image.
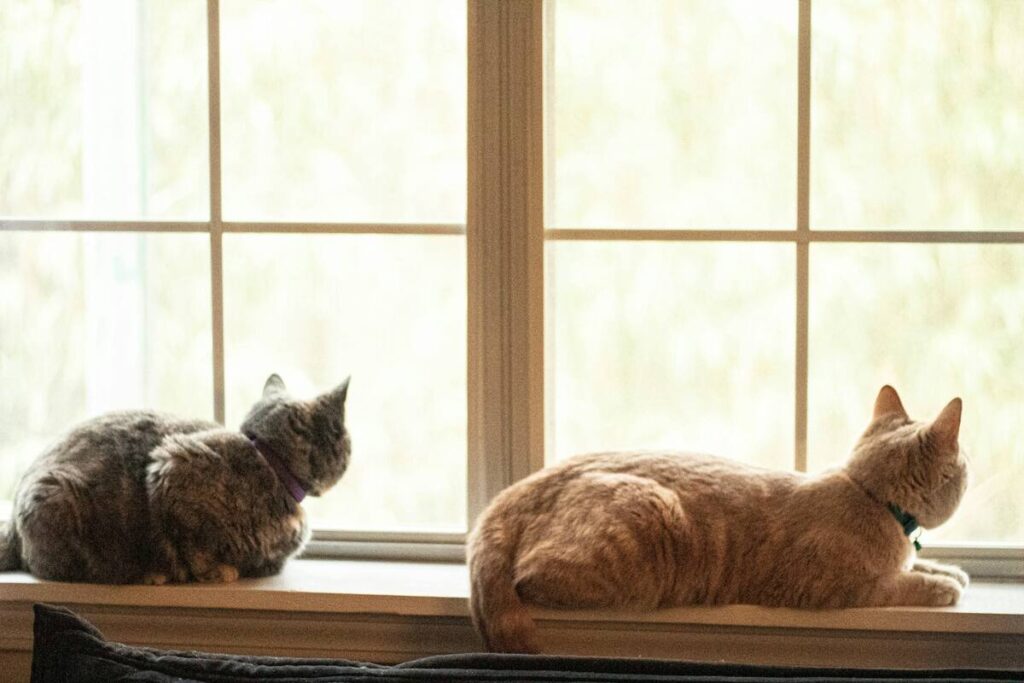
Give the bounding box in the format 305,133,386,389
31,603,1020,682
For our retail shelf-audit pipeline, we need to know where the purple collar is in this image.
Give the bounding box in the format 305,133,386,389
246,435,307,503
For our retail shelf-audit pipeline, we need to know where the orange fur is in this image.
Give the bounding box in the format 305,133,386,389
467,386,969,653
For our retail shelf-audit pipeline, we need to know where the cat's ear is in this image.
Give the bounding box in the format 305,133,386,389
928,397,962,450
263,373,287,398
872,385,908,420
320,376,350,411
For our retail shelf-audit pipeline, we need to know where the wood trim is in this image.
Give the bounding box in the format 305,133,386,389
794,0,812,472
0,220,208,232
1,600,1021,671
466,0,545,525
545,228,1024,243
221,222,464,235
2,561,1022,670
206,0,226,425
3,561,1020,630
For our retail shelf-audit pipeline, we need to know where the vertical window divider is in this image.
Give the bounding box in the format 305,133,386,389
795,0,812,473
207,0,226,425
466,0,545,526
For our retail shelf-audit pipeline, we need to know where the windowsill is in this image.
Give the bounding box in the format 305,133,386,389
2,559,1023,670
2,559,1022,630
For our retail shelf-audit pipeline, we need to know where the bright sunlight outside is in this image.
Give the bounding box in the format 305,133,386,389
2,0,1022,544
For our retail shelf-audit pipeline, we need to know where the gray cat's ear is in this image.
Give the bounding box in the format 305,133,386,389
928,397,962,450
872,385,908,420
263,373,287,398
321,376,350,409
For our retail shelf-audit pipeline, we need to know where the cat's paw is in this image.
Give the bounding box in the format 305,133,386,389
141,572,169,586
912,559,969,588
942,565,969,589
924,575,963,606
195,564,239,583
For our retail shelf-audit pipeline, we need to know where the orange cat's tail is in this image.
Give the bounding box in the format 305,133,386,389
466,517,539,654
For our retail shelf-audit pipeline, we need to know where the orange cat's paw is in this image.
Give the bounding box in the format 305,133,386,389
912,559,969,588
926,576,963,606
944,566,969,589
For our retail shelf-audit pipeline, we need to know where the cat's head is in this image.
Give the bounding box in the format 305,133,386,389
240,373,352,497
845,385,968,530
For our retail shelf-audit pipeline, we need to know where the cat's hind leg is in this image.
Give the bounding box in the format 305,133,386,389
16,472,143,583
514,472,686,610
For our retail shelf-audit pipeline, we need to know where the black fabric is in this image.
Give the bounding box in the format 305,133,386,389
30,603,1022,682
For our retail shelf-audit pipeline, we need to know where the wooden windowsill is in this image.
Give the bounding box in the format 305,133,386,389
1,559,1023,673
2,559,1022,633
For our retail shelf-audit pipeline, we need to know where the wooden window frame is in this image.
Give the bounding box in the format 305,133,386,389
1,0,1021,576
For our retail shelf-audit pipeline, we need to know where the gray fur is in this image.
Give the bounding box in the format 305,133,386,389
0,374,351,584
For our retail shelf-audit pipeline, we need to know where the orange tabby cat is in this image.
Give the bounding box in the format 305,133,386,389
467,386,969,653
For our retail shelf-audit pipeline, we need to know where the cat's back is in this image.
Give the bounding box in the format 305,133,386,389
528,450,797,500
17,410,221,510
32,410,218,467
480,449,800,537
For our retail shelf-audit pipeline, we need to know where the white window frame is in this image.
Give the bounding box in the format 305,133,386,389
1,0,1021,577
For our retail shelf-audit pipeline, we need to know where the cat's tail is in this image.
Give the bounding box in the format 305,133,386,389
466,511,539,654
0,520,23,571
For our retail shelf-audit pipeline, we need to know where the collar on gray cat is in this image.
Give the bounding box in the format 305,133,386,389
887,503,922,551
245,435,307,503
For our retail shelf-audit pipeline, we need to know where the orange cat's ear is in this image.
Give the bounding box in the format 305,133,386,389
872,385,909,420
928,397,962,449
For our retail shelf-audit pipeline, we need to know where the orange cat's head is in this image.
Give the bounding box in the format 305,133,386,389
845,385,968,530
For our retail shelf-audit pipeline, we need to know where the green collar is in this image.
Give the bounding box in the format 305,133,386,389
888,503,923,551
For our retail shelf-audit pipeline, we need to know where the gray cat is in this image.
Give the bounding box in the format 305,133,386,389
0,374,350,584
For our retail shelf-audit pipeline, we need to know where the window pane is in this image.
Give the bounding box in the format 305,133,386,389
548,0,797,229
0,232,213,503
812,0,1024,230
221,0,466,223
0,0,209,219
808,244,1024,543
223,235,466,531
548,242,794,468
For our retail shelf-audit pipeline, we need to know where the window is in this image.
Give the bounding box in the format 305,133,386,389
2,1,1022,562
1,0,467,535
546,0,1023,550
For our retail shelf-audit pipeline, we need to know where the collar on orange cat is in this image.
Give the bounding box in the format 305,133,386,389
245,435,307,503
888,503,922,551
